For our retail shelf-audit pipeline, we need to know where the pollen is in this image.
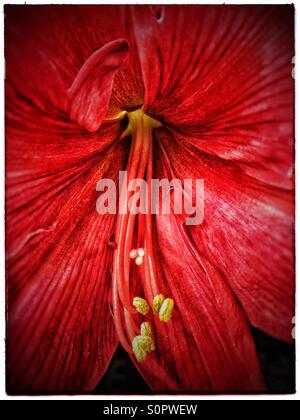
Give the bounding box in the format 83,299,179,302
133,297,150,315
140,323,155,350
153,294,165,314
129,249,138,259
134,335,154,352
159,298,174,322
140,321,152,337
111,108,167,360
132,335,155,362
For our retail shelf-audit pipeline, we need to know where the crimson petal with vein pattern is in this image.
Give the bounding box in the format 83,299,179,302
6,75,130,390
155,128,294,343
6,127,128,390
133,5,294,190
5,5,144,118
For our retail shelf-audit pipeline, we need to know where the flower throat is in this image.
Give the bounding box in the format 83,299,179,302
111,109,174,363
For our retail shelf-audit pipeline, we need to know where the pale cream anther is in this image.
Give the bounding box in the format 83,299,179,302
129,249,138,259
137,248,145,257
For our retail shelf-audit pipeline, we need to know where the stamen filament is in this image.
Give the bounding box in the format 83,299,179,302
124,308,139,340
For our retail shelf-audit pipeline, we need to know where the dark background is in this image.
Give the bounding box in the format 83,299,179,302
96,328,295,394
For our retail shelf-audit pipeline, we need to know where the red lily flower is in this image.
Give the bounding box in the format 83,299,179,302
6,5,294,392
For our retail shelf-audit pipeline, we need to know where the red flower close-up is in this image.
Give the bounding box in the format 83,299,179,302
5,4,295,394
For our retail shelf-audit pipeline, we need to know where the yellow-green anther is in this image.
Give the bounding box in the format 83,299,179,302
133,297,150,315
141,322,152,337
132,344,147,363
153,294,165,314
159,298,174,322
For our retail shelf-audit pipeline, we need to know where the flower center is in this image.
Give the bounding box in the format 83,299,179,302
111,109,174,362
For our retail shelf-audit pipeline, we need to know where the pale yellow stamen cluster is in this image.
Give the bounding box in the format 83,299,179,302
130,245,175,363
130,248,145,266
131,295,175,363
132,322,155,362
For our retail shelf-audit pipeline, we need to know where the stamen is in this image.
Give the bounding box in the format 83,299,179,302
159,298,174,322
111,109,174,362
133,297,150,315
144,141,159,298
124,308,139,340
140,323,156,351
153,294,165,314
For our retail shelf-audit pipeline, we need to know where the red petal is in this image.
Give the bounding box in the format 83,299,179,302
67,39,129,132
6,114,129,390
133,5,294,189
156,129,294,344
5,5,144,120
131,212,264,391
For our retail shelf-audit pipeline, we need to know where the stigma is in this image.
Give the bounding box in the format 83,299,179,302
129,248,145,266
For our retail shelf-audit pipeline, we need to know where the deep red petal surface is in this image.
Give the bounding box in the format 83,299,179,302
133,5,294,189
155,128,294,343
5,5,144,119
6,4,294,393
6,90,129,390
